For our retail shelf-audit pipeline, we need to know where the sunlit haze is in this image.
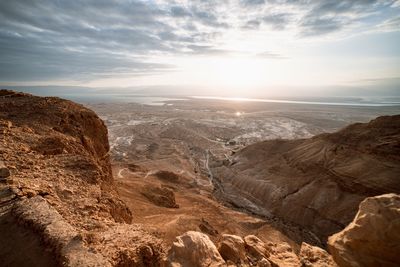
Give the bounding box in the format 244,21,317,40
1,0,399,97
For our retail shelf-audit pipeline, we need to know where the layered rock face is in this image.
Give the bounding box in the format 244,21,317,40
328,193,400,267
0,90,163,266
212,115,400,242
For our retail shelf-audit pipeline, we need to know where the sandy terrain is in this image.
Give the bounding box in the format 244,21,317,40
88,99,400,248
1,90,398,266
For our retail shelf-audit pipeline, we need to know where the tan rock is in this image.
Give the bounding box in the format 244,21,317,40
244,235,269,260
12,196,112,266
168,231,226,267
299,242,337,267
267,242,300,267
0,90,161,266
141,184,179,208
328,193,400,267
0,119,12,132
218,234,247,264
0,160,10,178
199,218,219,236
257,258,272,267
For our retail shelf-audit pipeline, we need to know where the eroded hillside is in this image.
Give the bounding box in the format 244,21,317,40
1,90,398,267
0,90,163,266
212,115,400,242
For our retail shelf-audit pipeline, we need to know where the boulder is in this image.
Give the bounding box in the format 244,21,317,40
328,193,400,267
167,231,226,267
299,242,337,267
141,184,179,208
267,242,300,267
218,234,247,264
244,235,269,261
257,258,272,267
198,218,219,236
0,161,10,178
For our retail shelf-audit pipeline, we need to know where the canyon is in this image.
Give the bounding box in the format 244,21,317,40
0,89,399,266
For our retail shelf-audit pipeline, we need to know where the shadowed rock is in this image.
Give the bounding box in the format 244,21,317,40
328,193,400,267
141,184,179,208
218,234,247,265
0,161,10,179
299,242,337,267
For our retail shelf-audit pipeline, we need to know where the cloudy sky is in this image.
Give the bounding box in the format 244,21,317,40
0,0,399,97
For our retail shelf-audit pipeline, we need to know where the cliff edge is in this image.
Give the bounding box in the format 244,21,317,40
0,90,163,266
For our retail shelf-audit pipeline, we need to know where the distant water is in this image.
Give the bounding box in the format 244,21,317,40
191,96,400,107
55,94,185,105
68,94,400,107
7,86,400,107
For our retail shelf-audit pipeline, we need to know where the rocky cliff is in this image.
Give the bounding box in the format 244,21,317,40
1,90,398,267
212,115,400,243
0,90,163,266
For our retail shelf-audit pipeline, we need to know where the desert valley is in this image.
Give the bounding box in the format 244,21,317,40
89,96,400,246
1,89,399,266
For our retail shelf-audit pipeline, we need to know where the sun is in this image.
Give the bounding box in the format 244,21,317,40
166,55,273,97
211,57,265,90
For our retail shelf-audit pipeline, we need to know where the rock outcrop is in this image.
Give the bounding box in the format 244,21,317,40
328,193,400,267
212,115,400,242
265,241,300,267
167,231,226,267
299,242,337,267
244,235,270,262
141,184,179,208
12,196,111,266
0,90,164,266
198,218,219,236
218,234,247,265
167,231,300,267
0,160,10,179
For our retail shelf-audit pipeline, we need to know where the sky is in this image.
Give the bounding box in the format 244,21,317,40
0,0,399,97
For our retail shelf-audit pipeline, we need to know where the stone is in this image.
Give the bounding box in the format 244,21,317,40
328,193,400,267
218,234,247,264
257,258,271,267
141,184,179,208
199,218,218,236
267,242,301,267
167,231,226,267
299,242,337,267
0,161,10,178
244,235,269,260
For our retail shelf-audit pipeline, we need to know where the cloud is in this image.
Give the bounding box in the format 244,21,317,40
0,0,398,83
299,17,343,36
240,0,265,6
0,32,174,81
170,6,192,17
376,16,400,32
262,13,291,30
256,51,288,59
242,19,261,29
295,0,391,36
186,45,237,56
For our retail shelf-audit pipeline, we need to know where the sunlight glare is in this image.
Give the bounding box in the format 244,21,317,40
211,57,265,89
